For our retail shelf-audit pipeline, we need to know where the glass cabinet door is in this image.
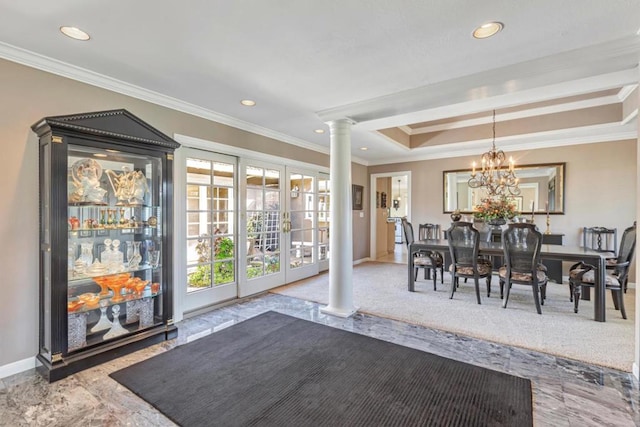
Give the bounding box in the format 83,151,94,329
66,144,164,352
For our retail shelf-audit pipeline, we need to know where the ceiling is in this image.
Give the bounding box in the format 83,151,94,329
0,1,639,165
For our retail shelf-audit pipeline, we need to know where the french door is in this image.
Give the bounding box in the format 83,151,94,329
239,160,286,296
177,146,328,312
182,148,238,312
239,160,323,297
286,168,320,282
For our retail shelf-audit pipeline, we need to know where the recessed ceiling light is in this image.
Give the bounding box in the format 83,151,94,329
360,147,368,151
240,99,256,107
93,153,107,158
105,149,120,153
314,129,325,134
472,22,503,39
60,26,90,41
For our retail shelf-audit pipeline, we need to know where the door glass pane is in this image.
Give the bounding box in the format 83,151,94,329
290,249,302,269
246,165,281,280
187,159,212,185
318,177,330,263
289,172,316,268
265,169,280,189
187,212,211,238
246,188,263,211
213,162,234,186
186,157,235,292
265,191,280,210
246,167,263,186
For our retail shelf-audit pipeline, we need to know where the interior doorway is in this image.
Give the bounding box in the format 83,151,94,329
369,171,411,263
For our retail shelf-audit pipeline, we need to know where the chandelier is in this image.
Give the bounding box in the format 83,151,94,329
468,110,520,197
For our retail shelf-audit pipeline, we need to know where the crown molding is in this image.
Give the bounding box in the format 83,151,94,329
618,84,638,101
367,123,637,165
355,68,639,132
408,94,621,135
0,41,332,158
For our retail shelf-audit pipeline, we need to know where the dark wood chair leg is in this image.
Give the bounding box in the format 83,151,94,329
615,290,627,319
502,279,511,308
450,276,457,299
486,275,491,297
569,282,574,302
611,289,620,311
499,279,504,299
474,276,481,305
440,267,444,284
572,282,581,313
432,269,437,291
531,283,542,314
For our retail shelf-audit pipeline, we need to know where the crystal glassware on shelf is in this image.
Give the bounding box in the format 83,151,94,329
68,242,77,274
128,241,142,269
105,273,130,303
111,239,124,272
126,241,134,267
107,209,116,227
78,241,94,268
90,299,112,333
92,275,111,297
101,238,113,266
119,208,126,226
103,304,128,339
133,279,150,297
148,249,160,269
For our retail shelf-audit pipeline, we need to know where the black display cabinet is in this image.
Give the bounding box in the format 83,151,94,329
32,109,180,381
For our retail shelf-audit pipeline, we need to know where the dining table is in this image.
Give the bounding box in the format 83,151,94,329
408,239,608,322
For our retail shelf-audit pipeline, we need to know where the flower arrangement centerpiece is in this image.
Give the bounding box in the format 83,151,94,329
473,196,518,224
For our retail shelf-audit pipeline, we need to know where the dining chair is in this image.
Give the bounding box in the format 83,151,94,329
569,223,636,319
401,218,444,290
446,221,492,304
418,223,440,240
499,223,548,314
583,226,617,260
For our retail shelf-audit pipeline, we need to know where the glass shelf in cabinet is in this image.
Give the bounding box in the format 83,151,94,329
67,287,162,315
68,264,159,285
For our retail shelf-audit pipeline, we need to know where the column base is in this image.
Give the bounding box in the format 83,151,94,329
320,305,359,318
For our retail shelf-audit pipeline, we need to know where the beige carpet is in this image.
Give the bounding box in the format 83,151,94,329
272,261,635,371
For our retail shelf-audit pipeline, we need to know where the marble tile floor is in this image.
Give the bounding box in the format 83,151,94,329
1,293,639,426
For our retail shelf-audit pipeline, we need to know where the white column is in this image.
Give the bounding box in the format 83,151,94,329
320,119,358,317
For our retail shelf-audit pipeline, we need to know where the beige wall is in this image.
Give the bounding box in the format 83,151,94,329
0,58,370,368
370,140,636,241
352,162,370,260
369,139,637,273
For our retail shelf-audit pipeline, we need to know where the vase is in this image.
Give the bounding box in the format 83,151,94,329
450,211,462,222
127,241,142,269
488,218,507,227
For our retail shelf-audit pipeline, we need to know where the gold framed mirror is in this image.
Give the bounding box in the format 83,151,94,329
443,163,565,214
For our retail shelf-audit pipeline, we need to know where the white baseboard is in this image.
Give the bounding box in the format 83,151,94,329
353,257,371,265
0,356,36,379
633,362,639,380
